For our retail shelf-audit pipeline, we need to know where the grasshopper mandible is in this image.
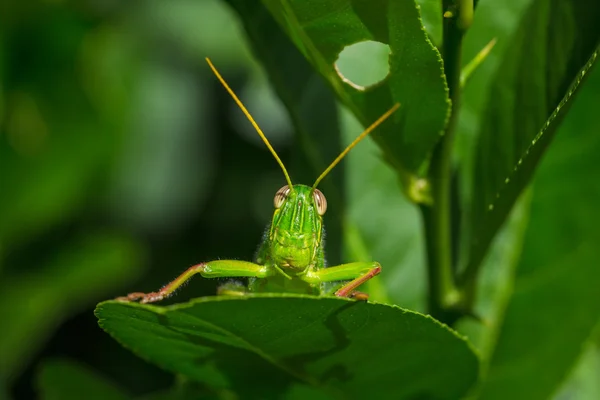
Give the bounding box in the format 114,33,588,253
117,58,399,304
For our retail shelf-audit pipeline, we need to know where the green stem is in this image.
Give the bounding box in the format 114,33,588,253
420,0,472,323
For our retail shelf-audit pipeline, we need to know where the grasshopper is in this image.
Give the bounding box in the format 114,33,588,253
116,58,399,304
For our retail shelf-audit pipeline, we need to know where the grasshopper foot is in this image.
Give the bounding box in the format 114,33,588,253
217,280,247,296
348,291,369,301
115,292,164,304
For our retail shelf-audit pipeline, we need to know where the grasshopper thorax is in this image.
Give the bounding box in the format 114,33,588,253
268,184,325,272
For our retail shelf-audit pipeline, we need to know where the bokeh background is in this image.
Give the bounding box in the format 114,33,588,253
1,1,314,398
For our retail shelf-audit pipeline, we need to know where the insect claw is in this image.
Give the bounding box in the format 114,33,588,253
114,292,146,302
140,293,163,304
113,291,164,303
349,291,369,301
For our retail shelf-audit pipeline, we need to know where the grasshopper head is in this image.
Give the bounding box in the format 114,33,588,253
269,184,326,272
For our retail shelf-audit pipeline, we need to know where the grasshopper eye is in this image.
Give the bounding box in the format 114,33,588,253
274,185,291,208
313,189,327,215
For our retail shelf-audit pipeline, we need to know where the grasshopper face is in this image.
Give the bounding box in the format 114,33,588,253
269,184,326,272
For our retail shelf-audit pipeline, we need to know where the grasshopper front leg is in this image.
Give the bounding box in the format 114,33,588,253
302,261,381,299
116,260,271,304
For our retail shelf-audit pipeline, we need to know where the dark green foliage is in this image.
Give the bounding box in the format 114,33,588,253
262,0,450,178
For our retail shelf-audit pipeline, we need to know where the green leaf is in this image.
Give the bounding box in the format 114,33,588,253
456,0,537,211
37,359,129,400
415,0,442,46
141,379,334,400
261,0,450,178
465,0,600,278
553,336,600,400
476,48,600,400
0,234,144,381
96,295,479,399
454,191,531,356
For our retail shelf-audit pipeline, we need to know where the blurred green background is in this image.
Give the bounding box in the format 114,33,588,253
1,0,310,397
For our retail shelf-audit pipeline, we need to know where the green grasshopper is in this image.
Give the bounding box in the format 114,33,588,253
116,58,399,304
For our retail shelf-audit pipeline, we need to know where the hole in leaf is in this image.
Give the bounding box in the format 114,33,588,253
334,41,391,90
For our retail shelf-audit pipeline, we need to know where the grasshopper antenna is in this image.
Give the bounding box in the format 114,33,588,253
206,57,294,190
312,103,400,189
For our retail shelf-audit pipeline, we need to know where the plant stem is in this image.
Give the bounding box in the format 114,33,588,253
420,0,472,324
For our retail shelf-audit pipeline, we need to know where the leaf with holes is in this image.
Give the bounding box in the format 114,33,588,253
95,295,479,399
259,0,449,181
